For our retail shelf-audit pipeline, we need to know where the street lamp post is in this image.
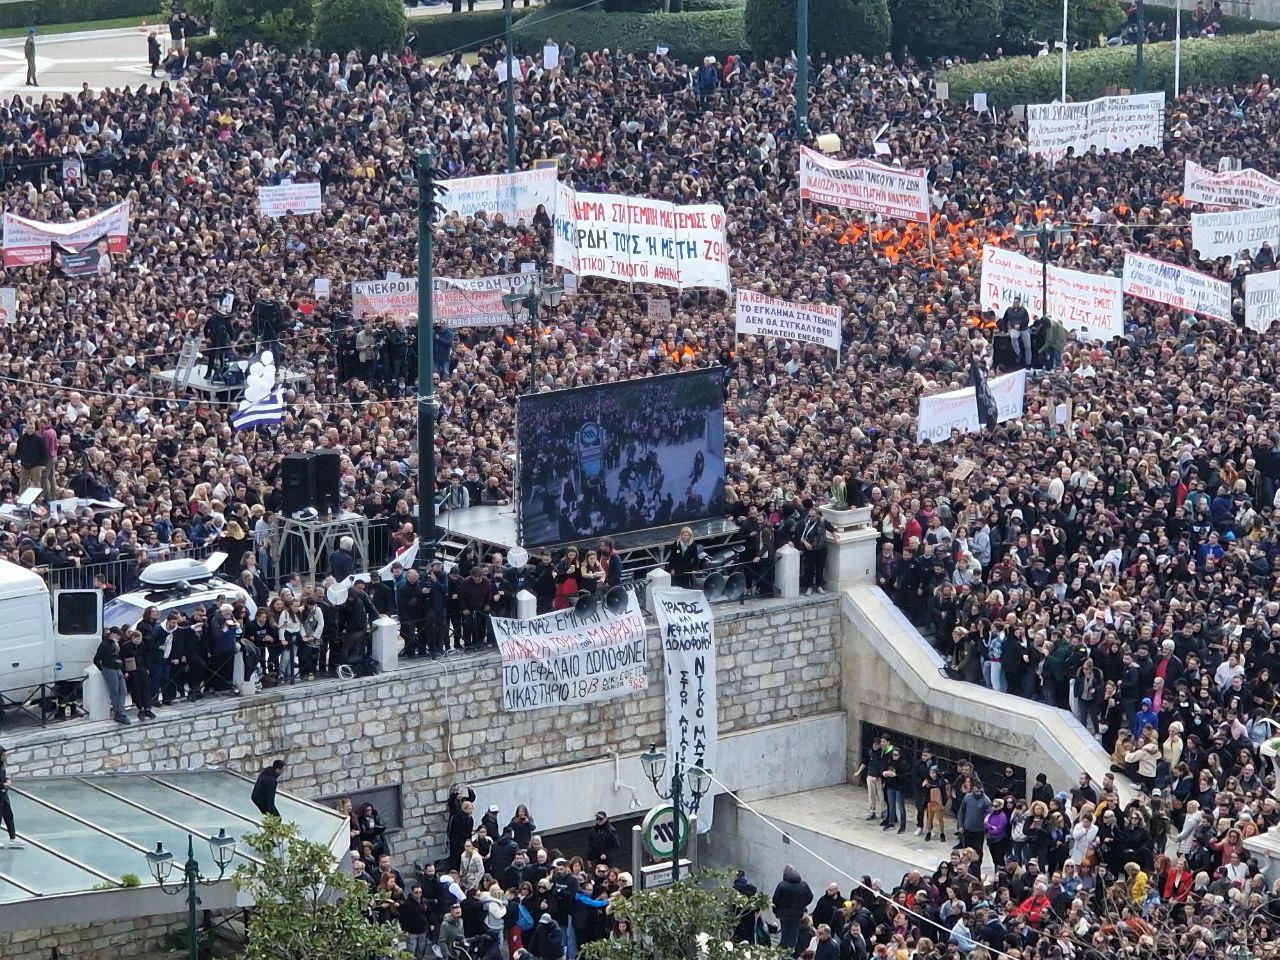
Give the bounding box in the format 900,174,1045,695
417,149,441,564
639,744,712,885
502,275,564,395
1015,220,1071,325
145,830,238,960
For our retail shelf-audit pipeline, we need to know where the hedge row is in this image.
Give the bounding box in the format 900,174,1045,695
512,7,748,63
410,8,532,57
941,30,1280,106
1142,3,1274,37
0,0,159,29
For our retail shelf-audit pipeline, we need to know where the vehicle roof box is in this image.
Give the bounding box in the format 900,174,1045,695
138,552,227,587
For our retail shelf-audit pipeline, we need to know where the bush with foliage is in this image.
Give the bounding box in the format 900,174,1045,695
1142,3,1274,37
412,8,532,57
941,30,1280,106
313,0,405,55
744,0,889,59
1000,0,1125,47
888,0,1001,60
212,0,314,51
513,7,749,63
0,0,158,30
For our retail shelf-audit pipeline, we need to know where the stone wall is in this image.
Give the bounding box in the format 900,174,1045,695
1,912,187,960
7,595,839,868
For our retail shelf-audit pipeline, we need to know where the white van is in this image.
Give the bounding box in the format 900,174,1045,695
0,561,102,704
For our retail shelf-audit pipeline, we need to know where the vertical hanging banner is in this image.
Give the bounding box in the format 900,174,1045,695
1183,160,1280,209
257,182,322,218
1245,271,1280,333
491,595,648,711
734,289,843,352
439,167,559,224
1045,265,1124,341
980,245,1044,317
653,587,718,833
552,189,731,291
1122,252,1232,322
1026,92,1164,161
797,147,930,223
2,201,131,267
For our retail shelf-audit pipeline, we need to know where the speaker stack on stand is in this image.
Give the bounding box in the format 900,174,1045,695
281,451,342,517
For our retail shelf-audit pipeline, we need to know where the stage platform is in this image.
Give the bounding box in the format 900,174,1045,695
150,361,310,401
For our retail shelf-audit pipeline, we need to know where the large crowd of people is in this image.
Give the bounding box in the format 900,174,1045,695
0,4,1278,954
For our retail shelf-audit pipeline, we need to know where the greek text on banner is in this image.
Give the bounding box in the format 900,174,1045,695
2,201,131,268
1045,265,1124,341
257,182,322,218
653,587,718,833
492,594,648,712
351,274,526,326
797,147,930,223
1190,206,1280,262
734,289,843,352
980,246,1043,318
1183,159,1280,209
1122,252,1231,322
439,167,558,224
1027,92,1164,161
916,370,1027,445
1246,271,1280,333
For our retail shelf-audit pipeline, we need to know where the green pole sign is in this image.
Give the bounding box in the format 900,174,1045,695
640,804,690,860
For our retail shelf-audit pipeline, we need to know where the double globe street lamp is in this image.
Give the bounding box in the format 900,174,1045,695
639,743,712,884
145,829,238,960
502,276,565,396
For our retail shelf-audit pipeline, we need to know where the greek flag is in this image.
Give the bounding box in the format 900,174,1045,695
230,389,286,431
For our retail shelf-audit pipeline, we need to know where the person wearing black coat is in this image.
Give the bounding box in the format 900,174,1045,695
490,829,519,879
771,864,813,951
585,812,619,864
251,760,285,817
528,915,565,960
448,800,475,870
666,527,704,588
398,569,426,658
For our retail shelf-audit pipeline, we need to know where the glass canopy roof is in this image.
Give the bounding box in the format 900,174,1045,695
0,770,346,898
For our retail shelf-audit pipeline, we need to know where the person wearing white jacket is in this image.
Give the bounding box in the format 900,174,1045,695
1070,812,1098,864
1175,801,1204,856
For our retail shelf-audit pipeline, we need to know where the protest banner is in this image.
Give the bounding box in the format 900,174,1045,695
797,147,930,223
439,167,558,224
734,289,843,352
552,188,731,291
1122,252,1232,322
257,182,322,218
980,245,1044,317
492,593,648,711
916,370,1026,445
1190,206,1280,261
1183,159,1280,209
1027,92,1164,161
2,201,131,268
1245,271,1280,333
351,274,526,326
0,287,15,324
653,587,718,833
1045,265,1124,341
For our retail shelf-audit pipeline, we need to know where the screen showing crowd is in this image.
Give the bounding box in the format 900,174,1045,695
516,369,727,547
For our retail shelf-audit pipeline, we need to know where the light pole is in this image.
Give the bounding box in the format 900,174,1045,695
417,149,442,564
796,0,809,139
145,830,238,960
502,275,564,395
1016,220,1071,323
639,743,712,884
503,0,517,172
1134,0,1146,92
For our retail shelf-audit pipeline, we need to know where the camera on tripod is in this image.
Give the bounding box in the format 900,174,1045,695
70,432,94,454
252,297,285,339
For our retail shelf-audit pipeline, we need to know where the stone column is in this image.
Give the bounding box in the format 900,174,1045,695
775,544,801,598
821,505,879,592
372,616,400,672
645,567,672,614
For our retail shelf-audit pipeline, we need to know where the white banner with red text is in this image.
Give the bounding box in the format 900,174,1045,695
257,182,322,218
1183,160,1280,209
2,201,131,268
1122,252,1232,322
1046,265,1124,341
797,147,931,223
350,274,527,326
980,245,1044,317
734,289,843,352
552,185,731,291
1027,92,1164,161
492,594,648,712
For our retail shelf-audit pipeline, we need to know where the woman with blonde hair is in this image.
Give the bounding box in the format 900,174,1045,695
1125,728,1160,793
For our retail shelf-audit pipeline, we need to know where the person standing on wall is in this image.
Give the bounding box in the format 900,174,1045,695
23,28,36,87
252,759,285,818
0,747,21,849
798,504,828,595
94,628,132,725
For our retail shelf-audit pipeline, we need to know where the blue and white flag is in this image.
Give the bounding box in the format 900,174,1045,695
230,389,286,431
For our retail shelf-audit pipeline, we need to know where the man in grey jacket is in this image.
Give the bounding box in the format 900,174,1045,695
958,782,993,870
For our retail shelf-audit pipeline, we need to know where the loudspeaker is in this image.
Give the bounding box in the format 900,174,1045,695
281,453,316,514
313,449,341,514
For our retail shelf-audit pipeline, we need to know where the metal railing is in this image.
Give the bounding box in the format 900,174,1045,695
35,543,217,595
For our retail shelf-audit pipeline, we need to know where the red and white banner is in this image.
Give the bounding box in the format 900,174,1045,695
440,167,558,224
798,147,930,223
1183,160,1280,210
916,370,1027,445
980,245,1043,317
1245,271,1280,333
734,289,843,352
552,186,731,291
1046,265,1124,341
2,201,131,268
257,182,322,218
352,274,528,327
1122,252,1231,322
1027,92,1164,161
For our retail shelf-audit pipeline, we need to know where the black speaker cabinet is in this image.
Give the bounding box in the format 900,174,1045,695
281,453,316,514
313,449,341,514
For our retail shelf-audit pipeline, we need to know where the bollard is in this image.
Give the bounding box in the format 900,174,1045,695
82,665,112,721
372,616,400,672
516,589,537,619
645,566,672,613
775,543,801,599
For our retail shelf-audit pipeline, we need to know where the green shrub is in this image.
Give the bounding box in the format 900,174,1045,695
313,0,406,55
1000,0,1125,47
744,0,889,59
187,33,225,56
412,8,532,57
513,7,749,63
680,0,743,9
0,0,159,30
212,0,314,50
942,30,1280,106
1143,3,1275,37
889,0,1001,59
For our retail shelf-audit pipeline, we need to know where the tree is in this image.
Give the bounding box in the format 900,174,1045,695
233,818,405,960
1001,0,1126,48
744,0,891,60
211,0,315,52
888,0,1003,60
579,870,788,960
313,0,407,57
